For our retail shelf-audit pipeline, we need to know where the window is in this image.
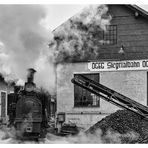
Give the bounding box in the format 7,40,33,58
0,91,7,118
74,73,100,107
103,25,117,45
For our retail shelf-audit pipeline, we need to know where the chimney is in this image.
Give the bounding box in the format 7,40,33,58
27,68,36,83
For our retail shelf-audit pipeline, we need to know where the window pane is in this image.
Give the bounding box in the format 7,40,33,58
1,92,6,117
74,74,100,107
103,25,117,45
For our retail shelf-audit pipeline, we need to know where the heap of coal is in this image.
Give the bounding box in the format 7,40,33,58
86,110,148,143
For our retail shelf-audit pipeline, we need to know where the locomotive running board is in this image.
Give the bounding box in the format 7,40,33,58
71,74,148,120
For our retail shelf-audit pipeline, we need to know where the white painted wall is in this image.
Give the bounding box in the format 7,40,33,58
56,62,147,129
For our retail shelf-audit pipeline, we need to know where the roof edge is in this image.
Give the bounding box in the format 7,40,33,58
52,4,148,32
126,5,148,19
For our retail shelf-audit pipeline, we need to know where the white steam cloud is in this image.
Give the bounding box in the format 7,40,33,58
0,127,140,144
50,4,112,63
0,5,55,93
74,5,111,30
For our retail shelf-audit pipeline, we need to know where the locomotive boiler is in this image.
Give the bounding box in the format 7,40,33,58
7,68,51,139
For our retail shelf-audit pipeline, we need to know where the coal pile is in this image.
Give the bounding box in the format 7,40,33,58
86,110,148,143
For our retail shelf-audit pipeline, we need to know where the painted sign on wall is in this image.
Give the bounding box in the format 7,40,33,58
88,59,148,72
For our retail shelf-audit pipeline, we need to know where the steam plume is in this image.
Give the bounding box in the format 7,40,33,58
0,126,140,143
0,5,55,93
50,4,112,63
0,4,111,92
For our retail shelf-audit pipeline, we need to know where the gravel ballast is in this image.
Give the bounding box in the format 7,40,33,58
86,109,148,143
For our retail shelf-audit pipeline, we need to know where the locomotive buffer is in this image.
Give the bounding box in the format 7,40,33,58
71,74,148,120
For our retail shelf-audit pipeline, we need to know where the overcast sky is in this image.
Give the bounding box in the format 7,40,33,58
42,4,86,31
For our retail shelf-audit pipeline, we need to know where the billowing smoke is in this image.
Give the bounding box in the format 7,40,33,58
50,4,112,63
0,5,55,93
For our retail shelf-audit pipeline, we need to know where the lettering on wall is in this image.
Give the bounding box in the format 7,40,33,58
88,59,148,71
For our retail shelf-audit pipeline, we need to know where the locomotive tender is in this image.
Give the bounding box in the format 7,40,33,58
7,68,50,139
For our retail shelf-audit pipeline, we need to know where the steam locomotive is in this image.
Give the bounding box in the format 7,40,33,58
7,68,53,139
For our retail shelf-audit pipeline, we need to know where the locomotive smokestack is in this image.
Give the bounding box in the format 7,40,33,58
27,68,36,83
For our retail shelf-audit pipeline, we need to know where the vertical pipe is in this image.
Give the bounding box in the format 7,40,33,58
27,68,36,83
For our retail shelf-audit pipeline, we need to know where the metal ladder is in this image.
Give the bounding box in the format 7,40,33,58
71,74,148,119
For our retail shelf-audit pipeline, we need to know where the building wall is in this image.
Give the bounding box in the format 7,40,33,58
56,62,147,129
56,5,148,129
99,5,148,60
